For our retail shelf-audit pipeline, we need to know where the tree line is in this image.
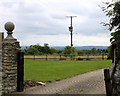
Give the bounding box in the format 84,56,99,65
23,44,108,55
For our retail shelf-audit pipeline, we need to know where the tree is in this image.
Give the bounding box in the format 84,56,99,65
62,46,77,55
91,48,97,54
24,43,51,55
107,45,113,59
24,45,40,55
43,43,51,54
101,1,120,58
77,50,85,55
102,1,120,41
50,48,58,54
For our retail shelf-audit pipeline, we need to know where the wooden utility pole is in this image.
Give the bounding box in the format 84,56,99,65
67,16,77,47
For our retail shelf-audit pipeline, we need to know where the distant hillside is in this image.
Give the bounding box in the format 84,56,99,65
21,46,108,51
74,46,108,50
51,46,108,50
21,46,27,50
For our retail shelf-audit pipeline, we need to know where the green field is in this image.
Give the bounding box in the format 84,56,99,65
24,60,111,82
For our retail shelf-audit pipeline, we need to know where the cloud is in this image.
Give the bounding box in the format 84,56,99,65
19,33,111,46
0,0,111,46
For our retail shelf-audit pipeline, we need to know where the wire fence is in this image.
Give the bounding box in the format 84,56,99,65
24,54,108,61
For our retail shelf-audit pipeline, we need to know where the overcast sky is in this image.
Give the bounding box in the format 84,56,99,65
0,0,112,46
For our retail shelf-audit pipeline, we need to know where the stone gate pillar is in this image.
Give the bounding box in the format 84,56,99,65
0,32,4,95
113,35,120,95
2,22,20,93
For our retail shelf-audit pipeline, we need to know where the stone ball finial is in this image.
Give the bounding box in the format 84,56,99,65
4,22,15,32
4,22,16,41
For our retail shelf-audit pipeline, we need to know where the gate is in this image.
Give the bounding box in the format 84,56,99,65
17,51,24,92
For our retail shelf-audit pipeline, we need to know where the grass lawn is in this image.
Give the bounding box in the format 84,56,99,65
24,60,111,82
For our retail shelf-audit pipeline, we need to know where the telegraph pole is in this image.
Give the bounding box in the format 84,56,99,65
67,16,77,47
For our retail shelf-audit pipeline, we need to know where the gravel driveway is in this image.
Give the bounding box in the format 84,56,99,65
17,69,106,95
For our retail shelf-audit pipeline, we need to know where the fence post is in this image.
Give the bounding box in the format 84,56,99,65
46,55,47,61
87,54,89,60
102,54,104,60
104,69,112,96
34,54,35,60
60,55,61,60
17,51,24,92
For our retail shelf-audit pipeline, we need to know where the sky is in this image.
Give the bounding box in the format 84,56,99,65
0,0,112,46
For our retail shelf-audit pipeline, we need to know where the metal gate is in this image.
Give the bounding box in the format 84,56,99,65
17,51,24,92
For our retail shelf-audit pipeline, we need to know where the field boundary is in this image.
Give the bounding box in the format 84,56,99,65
24,54,108,60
